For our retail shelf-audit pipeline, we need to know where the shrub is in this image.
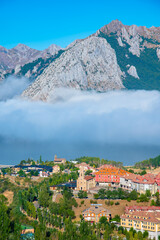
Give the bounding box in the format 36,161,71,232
110,201,114,206
90,199,97,204
151,199,156,206
81,200,84,205
105,200,109,205
115,201,120,205
94,194,99,199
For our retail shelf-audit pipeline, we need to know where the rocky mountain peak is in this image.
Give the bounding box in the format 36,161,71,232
106,19,124,33
12,43,33,52
22,36,124,101
43,44,61,55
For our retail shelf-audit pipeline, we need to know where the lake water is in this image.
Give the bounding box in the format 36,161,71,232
0,139,160,166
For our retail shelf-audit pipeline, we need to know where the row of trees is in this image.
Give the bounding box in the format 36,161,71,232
94,188,139,200
93,188,153,202
0,195,21,239
73,156,123,168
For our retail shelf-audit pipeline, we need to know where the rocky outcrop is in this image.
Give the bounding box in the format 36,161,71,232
22,37,124,101
127,65,139,79
157,48,160,60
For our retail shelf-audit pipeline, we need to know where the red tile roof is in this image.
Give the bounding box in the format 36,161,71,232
84,176,94,181
121,211,160,224
95,167,127,176
125,206,160,213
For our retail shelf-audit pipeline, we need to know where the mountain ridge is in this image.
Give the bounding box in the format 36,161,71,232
1,19,160,100
0,43,61,80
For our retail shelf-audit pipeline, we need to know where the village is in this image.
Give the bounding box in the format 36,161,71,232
1,155,160,239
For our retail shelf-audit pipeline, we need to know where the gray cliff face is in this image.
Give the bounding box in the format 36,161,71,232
22,37,124,101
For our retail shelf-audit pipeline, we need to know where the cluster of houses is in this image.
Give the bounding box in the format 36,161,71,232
7,156,160,196
82,204,160,240
75,163,160,195
10,157,160,196
11,155,65,177
4,156,160,239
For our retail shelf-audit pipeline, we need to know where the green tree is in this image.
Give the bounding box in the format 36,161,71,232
98,189,106,199
61,187,73,200
143,230,149,238
139,193,149,202
129,190,138,200
1,168,6,177
151,199,156,206
111,214,120,222
146,190,151,197
99,216,108,225
140,170,147,175
0,199,10,239
18,169,26,177
38,183,51,207
155,192,160,206
78,190,88,199
85,170,93,175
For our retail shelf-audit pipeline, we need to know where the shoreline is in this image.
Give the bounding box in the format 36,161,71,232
0,165,14,168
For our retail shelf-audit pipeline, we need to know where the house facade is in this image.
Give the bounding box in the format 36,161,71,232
75,162,96,172
52,165,60,174
83,205,111,223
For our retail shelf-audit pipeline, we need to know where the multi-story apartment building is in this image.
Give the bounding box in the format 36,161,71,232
94,167,127,187
120,173,158,194
83,205,111,223
121,207,160,240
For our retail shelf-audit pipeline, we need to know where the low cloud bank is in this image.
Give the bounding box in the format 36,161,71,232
0,82,160,146
0,76,30,101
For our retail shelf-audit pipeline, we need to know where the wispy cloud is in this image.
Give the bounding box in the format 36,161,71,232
0,76,30,101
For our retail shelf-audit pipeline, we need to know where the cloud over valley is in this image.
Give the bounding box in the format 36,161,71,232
0,77,160,148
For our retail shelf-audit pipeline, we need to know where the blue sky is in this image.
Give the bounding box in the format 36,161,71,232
1,0,160,50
